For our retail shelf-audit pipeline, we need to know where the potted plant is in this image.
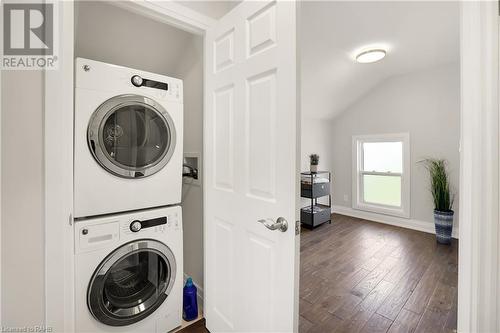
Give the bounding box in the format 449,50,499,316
424,159,455,244
309,154,319,173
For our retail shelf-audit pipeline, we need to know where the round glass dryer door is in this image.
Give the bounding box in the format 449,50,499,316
87,239,176,326
88,94,176,178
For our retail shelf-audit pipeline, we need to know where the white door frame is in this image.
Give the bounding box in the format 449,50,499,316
0,32,2,329
43,1,499,332
457,2,500,332
44,1,74,330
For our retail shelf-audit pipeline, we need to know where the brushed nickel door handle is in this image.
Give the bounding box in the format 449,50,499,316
258,217,288,232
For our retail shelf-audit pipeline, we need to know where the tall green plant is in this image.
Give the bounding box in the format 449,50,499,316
424,159,454,212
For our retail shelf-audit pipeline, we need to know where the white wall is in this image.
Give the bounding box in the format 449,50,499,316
330,64,460,229
75,1,205,288
75,1,193,76
300,118,333,208
176,35,205,290
1,71,45,326
300,118,332,173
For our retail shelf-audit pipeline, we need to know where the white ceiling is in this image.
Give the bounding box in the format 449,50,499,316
301,1,460,119
175,1,239,19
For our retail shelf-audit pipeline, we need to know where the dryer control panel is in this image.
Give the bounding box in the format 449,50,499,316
75,58,183,103
129,74,181,100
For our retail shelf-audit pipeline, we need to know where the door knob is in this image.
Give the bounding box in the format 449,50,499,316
258,217,288,232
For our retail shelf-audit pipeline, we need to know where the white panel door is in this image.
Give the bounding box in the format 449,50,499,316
204,1,298,332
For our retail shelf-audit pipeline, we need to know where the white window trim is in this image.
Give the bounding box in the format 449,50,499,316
352,133,411,218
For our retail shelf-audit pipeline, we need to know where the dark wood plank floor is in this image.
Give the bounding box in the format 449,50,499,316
177,319,208,333
300,214,458,333
177,214,458,333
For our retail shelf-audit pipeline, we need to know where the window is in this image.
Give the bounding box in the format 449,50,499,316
352,133,410,218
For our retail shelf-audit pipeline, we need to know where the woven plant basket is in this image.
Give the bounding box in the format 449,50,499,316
434,210,454,244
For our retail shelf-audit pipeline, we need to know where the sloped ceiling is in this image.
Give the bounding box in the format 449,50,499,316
301,1,460,119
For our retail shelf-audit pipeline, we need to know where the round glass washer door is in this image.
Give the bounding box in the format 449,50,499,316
87,239,176,327
87,94,176,178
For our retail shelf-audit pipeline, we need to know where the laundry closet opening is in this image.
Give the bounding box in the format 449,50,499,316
74,0,205,327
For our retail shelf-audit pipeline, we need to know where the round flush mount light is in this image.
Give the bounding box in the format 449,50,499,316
355,49,387,64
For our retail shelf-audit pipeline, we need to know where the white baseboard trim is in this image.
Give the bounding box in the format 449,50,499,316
183,273,204,311
331,205,459,239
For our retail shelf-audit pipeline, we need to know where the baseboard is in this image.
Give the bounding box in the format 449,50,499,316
331,205,459,239
183,273,204,311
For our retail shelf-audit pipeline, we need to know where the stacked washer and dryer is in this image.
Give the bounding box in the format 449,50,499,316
73,58,184,333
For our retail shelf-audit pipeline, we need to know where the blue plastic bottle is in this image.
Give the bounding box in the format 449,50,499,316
183,277,198,321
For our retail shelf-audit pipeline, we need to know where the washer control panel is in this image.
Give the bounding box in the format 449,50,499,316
121,213,179,235
74,206,182,254
128,217,166,233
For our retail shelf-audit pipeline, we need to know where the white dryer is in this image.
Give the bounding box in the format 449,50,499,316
74,58,183,218
74,206,183,333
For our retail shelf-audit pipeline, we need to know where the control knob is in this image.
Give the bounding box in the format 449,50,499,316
131,75,143,87
130,220,142,232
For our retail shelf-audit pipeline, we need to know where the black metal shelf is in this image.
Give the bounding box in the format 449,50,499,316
300,171,332,229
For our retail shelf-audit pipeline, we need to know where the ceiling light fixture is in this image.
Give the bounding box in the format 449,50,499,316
355,49,387,64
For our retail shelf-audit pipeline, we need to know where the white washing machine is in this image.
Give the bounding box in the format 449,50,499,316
74,58,183,218
74,206,183,333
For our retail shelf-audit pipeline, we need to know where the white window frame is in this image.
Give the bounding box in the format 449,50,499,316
352,133,411,218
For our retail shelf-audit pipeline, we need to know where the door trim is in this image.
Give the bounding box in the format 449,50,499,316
44,1,75,331
111,1,216,36
458,2,500,332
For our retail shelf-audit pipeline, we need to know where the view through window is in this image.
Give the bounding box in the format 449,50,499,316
353,134,410,217
362,141,403,207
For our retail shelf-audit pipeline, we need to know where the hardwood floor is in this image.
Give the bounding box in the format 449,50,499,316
300,214,458,333
177,319,209,333
177,213,458,333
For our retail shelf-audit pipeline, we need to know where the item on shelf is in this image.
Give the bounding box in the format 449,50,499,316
300,171,332,229
309,154,319,173
302,205,327,214
301,176,329,185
